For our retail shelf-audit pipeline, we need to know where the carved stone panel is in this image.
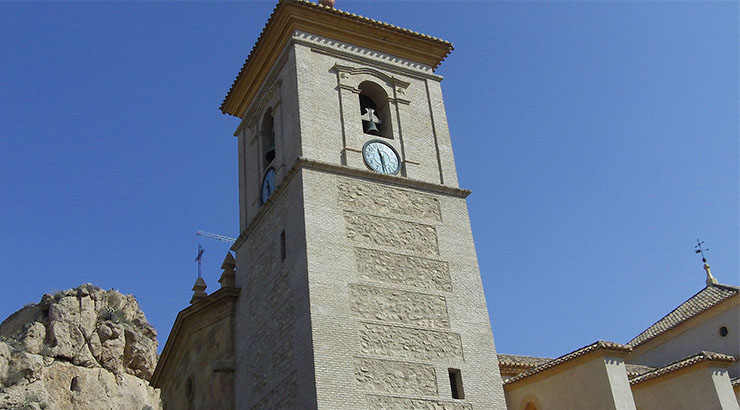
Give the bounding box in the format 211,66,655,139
338,178,442,221
354,248,451,292
367,395,473,410
344,212,439,255
359,323,462,361
354,358,437,396
349,285,449,329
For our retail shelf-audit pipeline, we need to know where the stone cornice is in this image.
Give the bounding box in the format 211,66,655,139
309,44,442,82
629,351,736,388
150,287,240,388
332,63,411,89
220,0,452,117
231,157,470,252
503,341,632,389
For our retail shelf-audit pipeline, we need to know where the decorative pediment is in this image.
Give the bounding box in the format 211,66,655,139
332,63,410,90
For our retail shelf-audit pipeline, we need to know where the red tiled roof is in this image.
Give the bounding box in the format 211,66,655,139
629,351,736,385
628,283,739,349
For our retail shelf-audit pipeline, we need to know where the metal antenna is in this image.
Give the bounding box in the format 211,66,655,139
694,239,709,263
195,244,205,278
196,230,237,244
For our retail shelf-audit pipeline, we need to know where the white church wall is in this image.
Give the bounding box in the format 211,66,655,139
631,365,739,410
505,354,637,410
606,358,640,410
713,369,740,410
631,300,740,378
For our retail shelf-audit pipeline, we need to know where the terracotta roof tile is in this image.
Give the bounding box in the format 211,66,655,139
504,341,632,386
625,363,655,378
628,283,739,349
629,351,736,386
220,0,453,114
498,354,552,369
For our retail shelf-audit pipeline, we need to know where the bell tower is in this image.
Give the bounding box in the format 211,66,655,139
221,1,506,408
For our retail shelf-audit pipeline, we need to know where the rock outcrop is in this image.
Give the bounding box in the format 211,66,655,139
0,284,161,410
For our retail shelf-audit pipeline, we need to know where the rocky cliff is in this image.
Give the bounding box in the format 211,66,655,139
0,284,162,410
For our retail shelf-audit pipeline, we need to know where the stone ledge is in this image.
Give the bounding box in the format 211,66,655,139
232,157,471,252
629,351,736,386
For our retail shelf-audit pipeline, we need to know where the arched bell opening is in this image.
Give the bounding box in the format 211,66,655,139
261,108,276,169
358,81,392,139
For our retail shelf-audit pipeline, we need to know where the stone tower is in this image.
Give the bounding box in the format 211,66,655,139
153,1,506,409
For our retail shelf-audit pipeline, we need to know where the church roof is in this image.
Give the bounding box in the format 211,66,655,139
628,283,739,349
504,341,632,386
629,351,736,386
625,363,655,378
220,0,454,117
498,353,552,370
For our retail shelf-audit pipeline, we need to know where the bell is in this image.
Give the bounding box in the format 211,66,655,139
363,120,381,136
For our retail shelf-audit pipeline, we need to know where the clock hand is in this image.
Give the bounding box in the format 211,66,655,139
378,150,387,172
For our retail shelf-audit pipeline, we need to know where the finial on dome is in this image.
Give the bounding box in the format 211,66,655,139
318,0,335,8
694,239,717,286
190,277,207,304
219,251,237,289
703,262,718,286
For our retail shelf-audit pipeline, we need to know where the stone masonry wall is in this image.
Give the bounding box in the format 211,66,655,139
234,173,313,409
337,176,474,408
297,34,507,408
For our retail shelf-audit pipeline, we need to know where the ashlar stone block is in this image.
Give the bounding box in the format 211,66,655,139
354,248,452,292
344,212,439,255
359,322,462,361
337,178,442,221
349,285,449,329
354,357,437,396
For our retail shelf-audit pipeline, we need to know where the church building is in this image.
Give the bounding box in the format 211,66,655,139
150,2,739,409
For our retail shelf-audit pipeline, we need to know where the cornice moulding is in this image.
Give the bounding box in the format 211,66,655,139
221,0,452,118
231,157,471,251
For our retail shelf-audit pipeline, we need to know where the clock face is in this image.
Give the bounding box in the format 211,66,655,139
261,167,276,204
362,140,400,175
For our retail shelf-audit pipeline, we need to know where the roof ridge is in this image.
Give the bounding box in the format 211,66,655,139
629,351,736,385
628,284,738,348
220,0,453,115
628,286,710,344
498,353,552,360
504,340,631,386
711,282,740,291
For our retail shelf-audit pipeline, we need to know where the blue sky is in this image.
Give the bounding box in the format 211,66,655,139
1,1,737,359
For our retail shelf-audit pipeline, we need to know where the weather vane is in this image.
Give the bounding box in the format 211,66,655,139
694,239,709,262
195,244,205,278
695,239,718,286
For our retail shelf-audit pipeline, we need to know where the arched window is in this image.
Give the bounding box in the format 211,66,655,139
358,81,392,139
185,375,194,410
261,108,276,168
